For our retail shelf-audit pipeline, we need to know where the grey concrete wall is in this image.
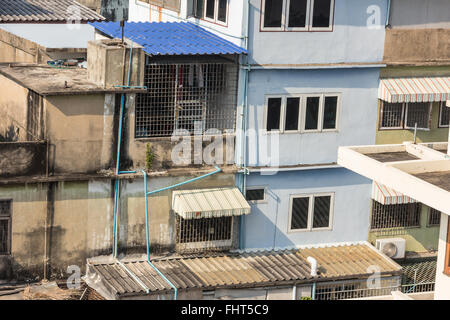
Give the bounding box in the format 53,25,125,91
389,0,450,29
87,40,145,88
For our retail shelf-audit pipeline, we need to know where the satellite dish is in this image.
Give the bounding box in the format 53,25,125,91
382,242,398,258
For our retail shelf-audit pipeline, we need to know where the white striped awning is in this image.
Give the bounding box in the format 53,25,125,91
172,187,251,220
379,77,450,103
372,182,417,205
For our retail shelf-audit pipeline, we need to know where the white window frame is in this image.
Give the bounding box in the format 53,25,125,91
288,192,334,233
285,0,310,31
439,101,449,128
309,0,335,31
264,93,340,134
261,0,334,32
264,95,285,133
321,93,341,132
246,186,268,204
203,0,228,26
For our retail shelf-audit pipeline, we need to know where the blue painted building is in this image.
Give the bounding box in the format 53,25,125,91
128,0,389,250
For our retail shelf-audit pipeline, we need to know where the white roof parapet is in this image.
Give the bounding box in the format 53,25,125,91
338,144,450,215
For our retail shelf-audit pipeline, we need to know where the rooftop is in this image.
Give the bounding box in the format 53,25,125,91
338,142,450,214
89,21,247,56
0,63,144,96
0,0,104,23
85,242,402,299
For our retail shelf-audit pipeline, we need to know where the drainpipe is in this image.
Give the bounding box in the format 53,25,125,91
238,0,251,250
140,166,222,300
385,0,391,27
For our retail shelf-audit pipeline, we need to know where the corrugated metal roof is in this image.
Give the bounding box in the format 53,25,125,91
0,0,105,23
172,187,251,219
86,243,402,298
89,21,247,56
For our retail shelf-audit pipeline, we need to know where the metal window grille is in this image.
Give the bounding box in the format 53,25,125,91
406,102,430,129
371,200,421,230
136,62,238,138
381,102,403,128
440,102,450,127
315,278,400,300
175,216,233,252
428,208,441,226
0,200,11,254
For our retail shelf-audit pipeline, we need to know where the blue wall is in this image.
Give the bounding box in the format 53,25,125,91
248,0,388,65
241,167,372,249
243,67,380,167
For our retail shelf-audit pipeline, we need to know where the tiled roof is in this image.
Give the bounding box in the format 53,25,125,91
0,0,104,23
89,21,247,56
85,243,402,298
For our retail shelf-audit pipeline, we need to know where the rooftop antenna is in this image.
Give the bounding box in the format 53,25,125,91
120,19,125,44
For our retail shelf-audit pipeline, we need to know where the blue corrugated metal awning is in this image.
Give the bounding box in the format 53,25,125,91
89,21,247,56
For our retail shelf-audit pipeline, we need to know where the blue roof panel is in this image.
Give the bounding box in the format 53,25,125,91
89,21,247,56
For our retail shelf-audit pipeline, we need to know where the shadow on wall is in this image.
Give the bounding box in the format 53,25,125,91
241,188,296,249
0,125,19,142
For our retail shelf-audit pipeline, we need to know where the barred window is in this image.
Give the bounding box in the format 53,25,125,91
380,102,431,130
175,216,234,252
439,102,449,127
381,103,403,129
428,208,441,226
405,102,430,129
0,200,12,255
371,200,421,230
136,62,238,138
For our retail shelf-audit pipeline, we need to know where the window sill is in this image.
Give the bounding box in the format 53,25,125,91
288,227,333,234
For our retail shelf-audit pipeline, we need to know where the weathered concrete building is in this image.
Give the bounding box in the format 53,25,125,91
0,25,248,282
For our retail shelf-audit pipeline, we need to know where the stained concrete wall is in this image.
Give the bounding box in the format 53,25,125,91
0,28,50,64
44,94,114,174
383,29,450,64
0,172,235,281
0,142,47,178
0,74,30,142
87,40,145,88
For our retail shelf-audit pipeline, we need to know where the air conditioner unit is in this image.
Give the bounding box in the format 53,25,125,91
376,238,406,259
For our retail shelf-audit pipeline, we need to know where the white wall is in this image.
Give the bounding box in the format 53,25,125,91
435,213,450,300
0,24,96,48
128,0,246,47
